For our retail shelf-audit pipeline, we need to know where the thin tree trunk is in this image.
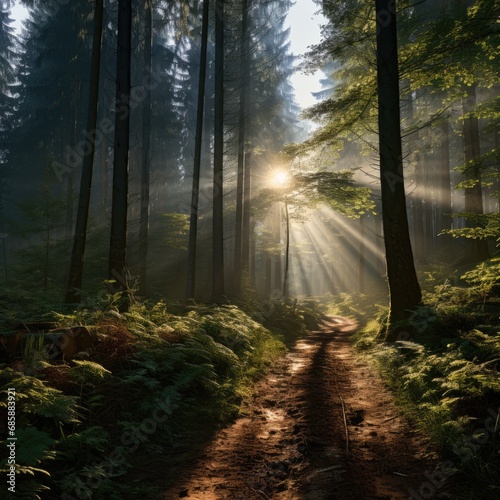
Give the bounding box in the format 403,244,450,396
462,85,490,263
439,120,453,240
65,0,104,303
359,215,365,294
250,216,256,288
65,168,75,238
0,201,7,281
233,0,250,297
66,78,80,240
186,0,210,299
375,0,422,335
242,150,252,277
423,150,434,256
211,0,225,302
373,209,385,275
405,83,425,262
412,157,426,262
265,251,272,296
108,0,132,301
283,200,290,300
100,135,109,210
273,202,281,292
138,0,153,296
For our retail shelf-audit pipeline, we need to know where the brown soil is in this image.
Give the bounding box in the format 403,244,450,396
160,317,443,499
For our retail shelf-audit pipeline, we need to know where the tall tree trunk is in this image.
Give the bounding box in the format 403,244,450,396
412,153,426,262
375,0,422,335
100,133,109,210
65,78,80,240
108,0,132,301
233,0,250,297
438,119,453,248
423,149,434,256
273,202,281,292
373,209,385,275
404,83,425,262
495,130,500,213
265,251,272,296
138,0,153,296
250,216,256,288
358,215,366,294
242,150,252,278
462,85,490,263
211,0,225,302
186,0,210,299
65,0,104,304
283,200,290,300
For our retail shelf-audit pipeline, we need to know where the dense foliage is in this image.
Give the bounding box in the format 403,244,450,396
349,256,500,499
0,294,325,498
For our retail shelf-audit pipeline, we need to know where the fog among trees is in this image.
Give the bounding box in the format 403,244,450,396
0,1,499,497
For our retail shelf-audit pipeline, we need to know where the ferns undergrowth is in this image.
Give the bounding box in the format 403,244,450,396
0,294,323,499
352,257,500,500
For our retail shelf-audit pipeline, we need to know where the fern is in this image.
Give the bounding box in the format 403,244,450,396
0,428,55,499
68,360,112,385
0,368,79,424
58,426,110,458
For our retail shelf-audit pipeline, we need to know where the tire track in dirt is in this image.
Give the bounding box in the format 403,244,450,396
160,317,441,499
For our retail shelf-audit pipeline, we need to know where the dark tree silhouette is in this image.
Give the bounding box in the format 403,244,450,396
186,0,210,300
65,0,104,304
375,0,421,335
108,0,132,303
212,0,225,302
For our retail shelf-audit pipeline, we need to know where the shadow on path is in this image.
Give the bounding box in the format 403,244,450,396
159,317,441,499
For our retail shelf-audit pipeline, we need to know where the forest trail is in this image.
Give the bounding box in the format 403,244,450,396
160,317,441,499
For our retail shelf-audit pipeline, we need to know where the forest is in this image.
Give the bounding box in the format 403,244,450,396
0,0,499,498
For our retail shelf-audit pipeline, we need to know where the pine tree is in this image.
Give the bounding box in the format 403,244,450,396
108,0,132,302
65,0,104,304
376,0,422,332
0,2,17,195
186,0,210,300
211,0,225,302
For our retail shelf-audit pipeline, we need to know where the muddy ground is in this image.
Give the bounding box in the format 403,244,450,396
159,317,447,499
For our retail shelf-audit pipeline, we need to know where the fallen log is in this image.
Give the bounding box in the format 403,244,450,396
0,325,93,362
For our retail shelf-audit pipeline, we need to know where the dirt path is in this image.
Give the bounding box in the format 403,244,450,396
160,317,441,499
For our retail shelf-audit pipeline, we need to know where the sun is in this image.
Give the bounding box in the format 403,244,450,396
273,170,289,187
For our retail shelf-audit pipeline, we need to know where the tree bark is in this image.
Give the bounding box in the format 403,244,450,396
438,120,453,238
283,200,290,300
108,0,132,301
412,153,426,262
138,0,153,296
65,0,104,303
211,0,225,302
233,0,250,297
462,85,490,263
375,0,422,333
186,0,210,299
242,150,252,278
273,202,282,292
358,215,366,294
